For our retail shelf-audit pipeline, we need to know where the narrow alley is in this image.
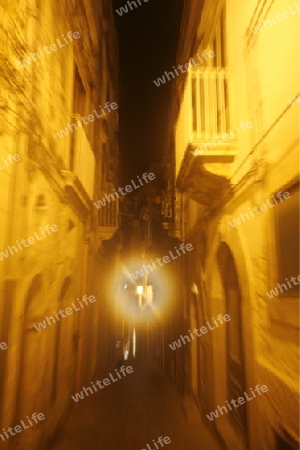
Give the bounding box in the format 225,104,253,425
0,0,299,449
50,359,223,450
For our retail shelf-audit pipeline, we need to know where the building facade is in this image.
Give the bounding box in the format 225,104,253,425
163,0,299,449
0,0,120,447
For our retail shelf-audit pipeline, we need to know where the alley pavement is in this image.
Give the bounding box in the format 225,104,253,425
50,359,224,450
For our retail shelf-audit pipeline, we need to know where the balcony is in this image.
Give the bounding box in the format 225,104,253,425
96,183,119,244
61,125,95,212
175,66,236,207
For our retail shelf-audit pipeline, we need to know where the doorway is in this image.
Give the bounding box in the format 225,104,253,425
218,243,248,440
16,275,46,446
52,277,76,403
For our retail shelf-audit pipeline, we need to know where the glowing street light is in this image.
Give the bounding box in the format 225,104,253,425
136,285,143,295
146,285,153,305
136,285,144,308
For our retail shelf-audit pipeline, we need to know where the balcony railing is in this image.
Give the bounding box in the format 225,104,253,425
98,192,118,228
191,67,231,139
175,66,235,177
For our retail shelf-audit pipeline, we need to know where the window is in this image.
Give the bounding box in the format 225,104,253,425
275,182,300,297
212,5,227,68
220,6,227,67
69,66,86,170
73,66,86,118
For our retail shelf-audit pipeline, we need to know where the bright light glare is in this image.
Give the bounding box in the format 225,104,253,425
146,285,153,304
136,285,143,295
108,257,174,322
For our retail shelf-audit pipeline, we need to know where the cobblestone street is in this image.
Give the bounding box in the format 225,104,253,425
50,359,224,450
